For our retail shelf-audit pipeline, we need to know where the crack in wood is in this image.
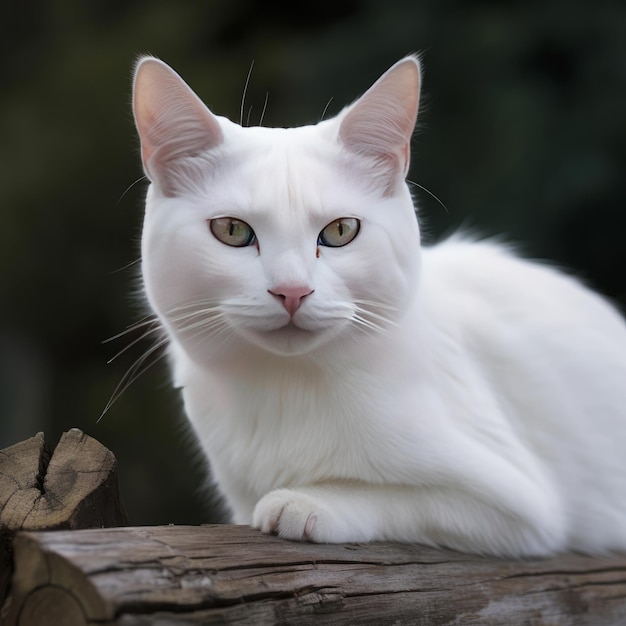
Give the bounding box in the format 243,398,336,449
500,565,626,580
34,441,51,496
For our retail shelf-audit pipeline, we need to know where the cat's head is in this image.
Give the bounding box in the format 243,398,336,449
132,56,422,362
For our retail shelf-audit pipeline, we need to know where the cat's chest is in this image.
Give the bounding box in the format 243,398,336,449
181,360,407,494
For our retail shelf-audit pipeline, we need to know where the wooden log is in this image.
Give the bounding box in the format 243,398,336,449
0,430,127,607
3,524,626,625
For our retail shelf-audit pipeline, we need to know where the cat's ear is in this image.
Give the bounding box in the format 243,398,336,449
338,55,420,194
132,56,223,196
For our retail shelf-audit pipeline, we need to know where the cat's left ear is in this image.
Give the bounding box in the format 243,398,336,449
338,55,420,194
132,56,223,197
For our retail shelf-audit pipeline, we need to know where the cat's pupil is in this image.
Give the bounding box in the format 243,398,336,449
209,217,256,248
318,218,360,248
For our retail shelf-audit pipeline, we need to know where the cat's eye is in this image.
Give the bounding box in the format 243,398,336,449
209,218,256,248
318,218,360,248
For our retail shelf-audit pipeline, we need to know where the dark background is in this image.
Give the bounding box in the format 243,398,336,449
1,0,625,525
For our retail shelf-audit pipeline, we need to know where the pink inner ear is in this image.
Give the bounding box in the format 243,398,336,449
133,58,224,195
338,57,420,190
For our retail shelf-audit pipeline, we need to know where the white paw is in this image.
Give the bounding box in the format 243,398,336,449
252,489,345,543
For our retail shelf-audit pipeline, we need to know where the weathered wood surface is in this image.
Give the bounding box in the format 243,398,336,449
3,524,626,625
0,430,127,606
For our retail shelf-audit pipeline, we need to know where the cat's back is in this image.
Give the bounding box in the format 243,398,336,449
419,235,626,432
419,234,626,451
421,235,626,336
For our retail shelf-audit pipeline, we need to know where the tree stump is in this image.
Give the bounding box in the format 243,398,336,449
3,524,626,625
0,430,127,607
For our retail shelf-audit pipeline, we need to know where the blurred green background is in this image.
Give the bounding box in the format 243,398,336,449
1,0,625,525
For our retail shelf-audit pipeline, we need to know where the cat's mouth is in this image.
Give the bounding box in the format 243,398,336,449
245,321,325,356
268,321,313,335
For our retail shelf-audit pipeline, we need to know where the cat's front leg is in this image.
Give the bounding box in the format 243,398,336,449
252,482,566,556
252,485,379,543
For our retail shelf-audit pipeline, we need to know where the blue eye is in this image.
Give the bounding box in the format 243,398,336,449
209,218,256,247
318,218,360,247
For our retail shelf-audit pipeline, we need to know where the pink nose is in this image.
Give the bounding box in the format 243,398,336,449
268,285,314,316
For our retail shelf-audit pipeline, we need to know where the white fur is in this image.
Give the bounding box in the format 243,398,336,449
132,56,626,557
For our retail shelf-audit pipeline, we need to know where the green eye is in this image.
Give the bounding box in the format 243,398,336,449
318,218,360,248
209,218,256,247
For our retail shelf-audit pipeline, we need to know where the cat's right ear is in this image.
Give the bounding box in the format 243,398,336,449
132,57,223,196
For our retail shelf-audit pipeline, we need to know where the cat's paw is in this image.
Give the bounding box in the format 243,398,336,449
252,489,346,543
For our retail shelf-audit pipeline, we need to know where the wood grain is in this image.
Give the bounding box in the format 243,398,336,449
4,524,626,625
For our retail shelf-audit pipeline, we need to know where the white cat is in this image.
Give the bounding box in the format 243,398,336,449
131,55,626,557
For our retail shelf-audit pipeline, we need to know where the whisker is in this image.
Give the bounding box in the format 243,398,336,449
109,257,141,275
240,59,255,126
176,314,235,356
117,175,147,205
179,316,227,335
352,314,385,333
168,307,224,328
355,307,399,328
102,316,158,344
106,324,164,364
407,179,449,214
354,299,400,313
99,337,168,422
99,300,227,420
259,92,269,126
166,300,222,316
320,97,334,121
350,299,399,337
344,319,380,347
